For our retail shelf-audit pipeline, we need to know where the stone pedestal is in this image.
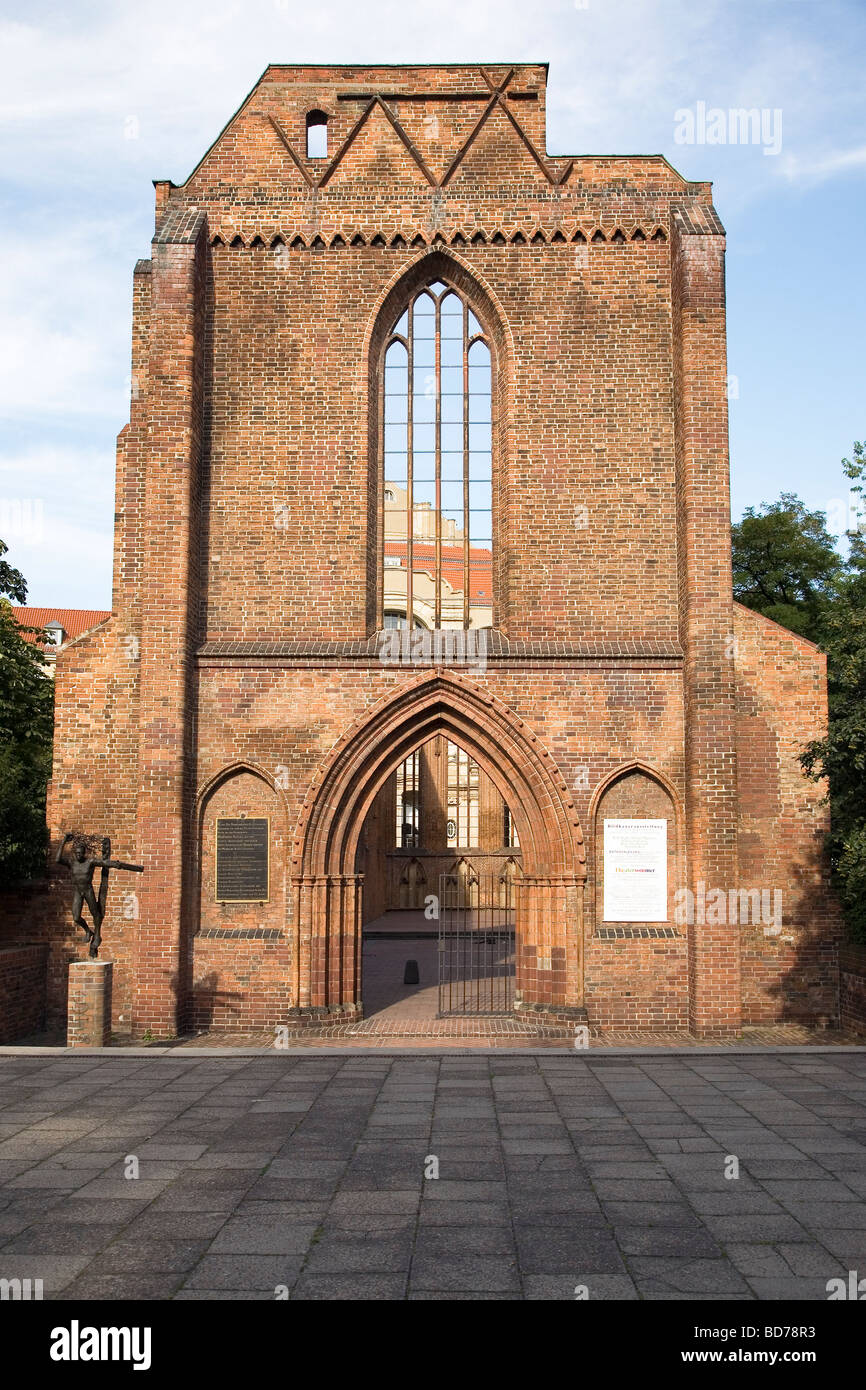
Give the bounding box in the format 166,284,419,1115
67,960,113,1048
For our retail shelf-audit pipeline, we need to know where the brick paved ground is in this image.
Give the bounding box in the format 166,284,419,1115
1,1051,865,1299
362,934,445,1023
169,1025,859,1049
13,1025,861,1050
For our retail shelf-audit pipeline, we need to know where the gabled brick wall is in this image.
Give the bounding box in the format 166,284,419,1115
27,63,838,1037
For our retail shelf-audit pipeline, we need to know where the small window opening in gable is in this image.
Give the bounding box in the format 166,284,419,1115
306,110,328,159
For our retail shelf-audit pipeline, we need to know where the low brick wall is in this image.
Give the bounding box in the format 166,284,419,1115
840,943,866,1037
189,936,292,1034
585,934,689,1031
0,944,48,1042
0,878,99,1034
742,931,840,1028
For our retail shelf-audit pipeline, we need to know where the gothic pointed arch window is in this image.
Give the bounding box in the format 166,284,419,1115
381,278,493,629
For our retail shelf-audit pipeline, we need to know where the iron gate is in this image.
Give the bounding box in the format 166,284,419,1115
437,872,516,1015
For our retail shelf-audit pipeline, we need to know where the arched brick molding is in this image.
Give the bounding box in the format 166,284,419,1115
195,761,291,910
291,671,586,1017
589,760,685,932
196,759,290,822
188,762,291,1032
588,761,684,839
584,763,689,1031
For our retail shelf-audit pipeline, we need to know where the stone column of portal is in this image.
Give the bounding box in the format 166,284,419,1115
292,875,315,1011
671,220,741,1037
346,874,364,1013
131,214,208,1039
292,874,363,1019
514,876,586,1018
308,876,329,1015
563,877,585,1012
330,875,363,1017
513,873,536,1010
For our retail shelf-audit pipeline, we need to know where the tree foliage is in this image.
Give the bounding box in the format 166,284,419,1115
798,443,866,940
0,540,54,885
731,492,845,643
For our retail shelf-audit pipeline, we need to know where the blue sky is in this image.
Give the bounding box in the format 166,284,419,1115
1,0,864,607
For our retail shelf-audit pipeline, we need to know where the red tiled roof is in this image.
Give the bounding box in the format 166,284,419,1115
10,607,111,647
384,541,492,602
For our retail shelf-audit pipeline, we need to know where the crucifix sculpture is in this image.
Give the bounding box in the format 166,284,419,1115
55,834,144,958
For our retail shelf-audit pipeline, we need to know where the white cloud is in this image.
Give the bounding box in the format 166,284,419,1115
0,232,132,424
0,445,114,607
2,519,113,610
780,144,866,185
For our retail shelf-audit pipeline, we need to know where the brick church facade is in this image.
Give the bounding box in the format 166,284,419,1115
41,63,839,1038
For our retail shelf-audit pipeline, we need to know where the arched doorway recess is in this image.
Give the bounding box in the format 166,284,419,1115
290,672,586,1018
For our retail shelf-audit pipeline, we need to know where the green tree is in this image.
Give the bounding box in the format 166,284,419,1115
0,545,27,604
800,443,866,941
0,540,54,884
731,492,844,643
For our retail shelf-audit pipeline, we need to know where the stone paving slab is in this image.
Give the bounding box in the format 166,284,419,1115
1,1051,866,1300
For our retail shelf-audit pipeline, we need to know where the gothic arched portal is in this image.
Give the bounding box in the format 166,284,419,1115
290,672,586,1018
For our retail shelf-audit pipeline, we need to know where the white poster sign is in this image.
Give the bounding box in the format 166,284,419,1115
603,818,668,922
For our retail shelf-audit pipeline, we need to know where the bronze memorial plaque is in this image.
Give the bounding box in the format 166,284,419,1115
215,817,269,902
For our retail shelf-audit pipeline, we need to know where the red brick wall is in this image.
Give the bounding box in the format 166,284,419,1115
585,938,690,1032
187,661,686,1027
45,621,141,1028
0,882,96,1035
840,944,866,1037
202,237,678,643
0,944,48,1042
671,225,740,1036
734,603,841,1025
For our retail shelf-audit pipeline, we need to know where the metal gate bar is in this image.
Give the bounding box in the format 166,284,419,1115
438,872,516,1015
